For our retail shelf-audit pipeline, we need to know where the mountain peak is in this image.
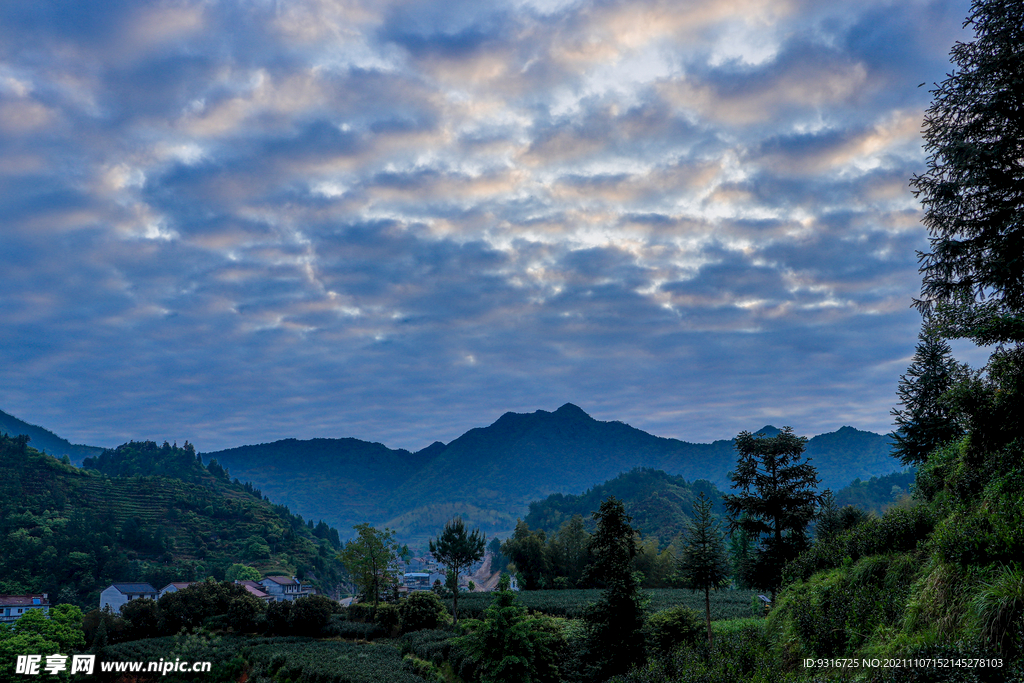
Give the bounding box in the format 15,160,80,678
554,403,590,419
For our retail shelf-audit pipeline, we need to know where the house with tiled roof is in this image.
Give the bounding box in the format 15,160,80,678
0,594,49,623
158,582,197,598
234,580,274,603
99,583,158,613
257,576,315,602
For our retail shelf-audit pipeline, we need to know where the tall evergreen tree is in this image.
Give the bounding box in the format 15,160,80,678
430,517,485,626
583,496,647,679
910,0,1024,345
677,492,730,645
890,327,966,465
723,428,820,599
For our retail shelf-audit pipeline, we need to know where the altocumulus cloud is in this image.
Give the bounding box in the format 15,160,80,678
0,0,974,450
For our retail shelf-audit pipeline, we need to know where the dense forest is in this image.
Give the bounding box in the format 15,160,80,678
0,435,346,607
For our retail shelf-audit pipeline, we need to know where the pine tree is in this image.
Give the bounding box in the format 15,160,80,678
910,0,1024,345
891,326,966,465
677,492,730,645
723,428,820,599
583,496,647,678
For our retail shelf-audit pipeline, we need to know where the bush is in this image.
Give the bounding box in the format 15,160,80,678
374,603,400,635
399,592,450,633
289,595,342,636
644,605,703,654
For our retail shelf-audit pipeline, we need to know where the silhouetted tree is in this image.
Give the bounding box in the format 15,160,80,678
677,492,729,645
891,327,966,465
910,0,1024,345
430,517,485,626
724,428,820,599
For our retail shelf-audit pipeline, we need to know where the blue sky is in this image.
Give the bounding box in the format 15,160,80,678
1,0,977,452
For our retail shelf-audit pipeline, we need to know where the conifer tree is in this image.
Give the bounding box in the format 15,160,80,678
724,428,819,599
890,327,965,465
677,491,729,645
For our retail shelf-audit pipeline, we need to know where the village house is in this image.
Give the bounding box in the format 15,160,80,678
158,582,196,598
234,580,274,603
0,594,49,623
99,583,158,613
257,576,315,602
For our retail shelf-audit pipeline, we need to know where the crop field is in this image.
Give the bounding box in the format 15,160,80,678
446,588,760,621
244,640,427,683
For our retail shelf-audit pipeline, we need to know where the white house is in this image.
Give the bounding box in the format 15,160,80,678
0,594,49,623
158,582,196,598
257,576,314,602
99,583,158,613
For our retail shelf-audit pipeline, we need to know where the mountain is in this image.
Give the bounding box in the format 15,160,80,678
206,403,899,542
523,468,726,546
0,434,346,608
0,409,104,462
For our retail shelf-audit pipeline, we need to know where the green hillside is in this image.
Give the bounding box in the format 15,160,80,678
0,409,104,463
0,434,346,608
523,468,724,546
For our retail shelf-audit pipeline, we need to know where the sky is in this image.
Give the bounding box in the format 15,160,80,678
1,0,980,453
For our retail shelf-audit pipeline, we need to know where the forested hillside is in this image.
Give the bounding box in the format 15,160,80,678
0,434,346,608
206,405,897,542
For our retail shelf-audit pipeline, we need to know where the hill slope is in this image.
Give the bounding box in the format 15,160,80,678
0,409,104,462
0,434,345,608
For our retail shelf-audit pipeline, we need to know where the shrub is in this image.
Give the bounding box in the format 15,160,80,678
289,595,342,636
644,605,703,654
374,603,400,635
399,592,450,633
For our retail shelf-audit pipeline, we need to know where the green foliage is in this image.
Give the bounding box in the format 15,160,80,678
644,605,703,654
834,470,917,516
909,0,1024,342
785,505,936,585
610,620,799,683
890,328,967,466
242,638,430,683
0,434,345,605
289,595,343,637
724,428,820,597
429,517,485,626
339,524,404,609
584,497,649,679
399,591,450,633
677,491,730,645
225,563,262,582
374,603,401,635
457,577,565,683
0,605,86,683
525,469,724,547
445,588,758,621
971,564,1024,657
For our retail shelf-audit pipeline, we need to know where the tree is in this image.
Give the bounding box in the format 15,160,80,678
583,496,648,679
814,490,842,544
890,326,966,465
430,517,485,626
501,521,552,590
723,428,820,599
677,492,730,645
457,575,564,683
910,0,1024,345
338,524,403,611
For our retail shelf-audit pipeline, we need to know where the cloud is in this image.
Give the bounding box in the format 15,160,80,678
0,0,976,452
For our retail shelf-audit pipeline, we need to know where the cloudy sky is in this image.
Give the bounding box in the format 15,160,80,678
2,0,978,452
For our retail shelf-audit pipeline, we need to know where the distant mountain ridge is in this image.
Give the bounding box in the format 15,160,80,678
204,403,899,542
0,409,104,461
0,403,898,543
